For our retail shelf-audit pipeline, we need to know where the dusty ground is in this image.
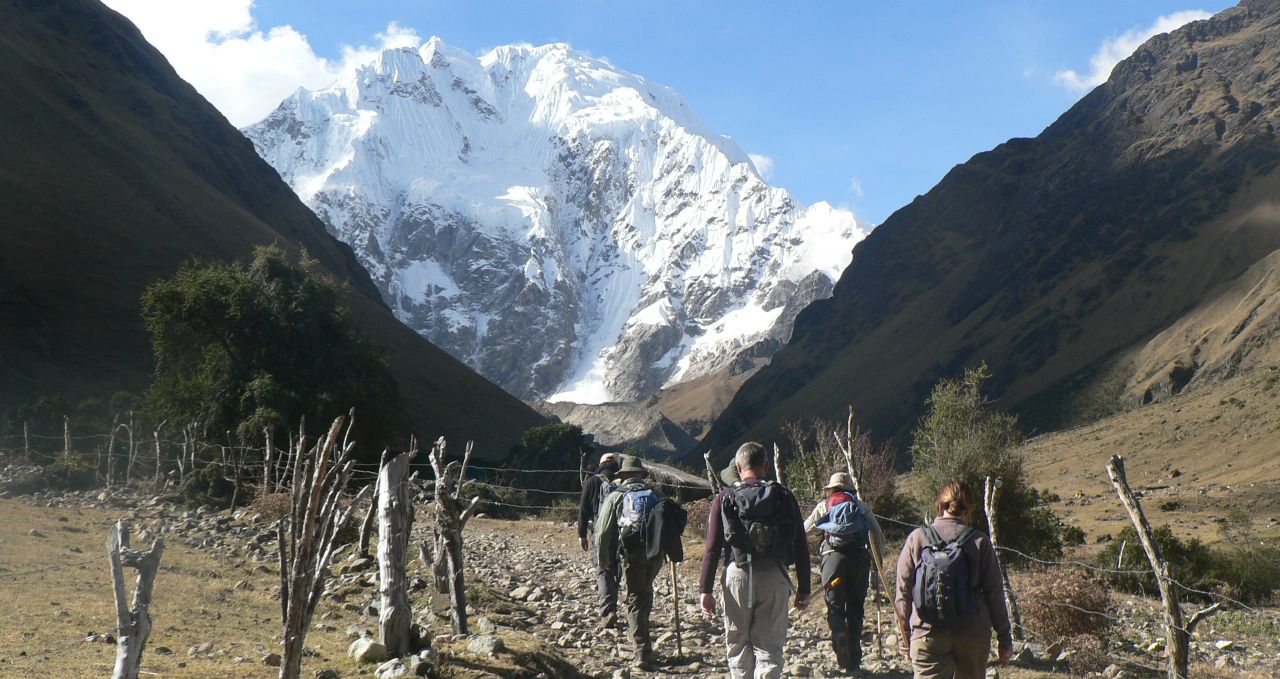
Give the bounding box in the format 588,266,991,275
1021,370,1280,549
0,489,1273,678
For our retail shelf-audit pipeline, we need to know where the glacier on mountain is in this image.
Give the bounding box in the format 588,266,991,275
244,38,867,404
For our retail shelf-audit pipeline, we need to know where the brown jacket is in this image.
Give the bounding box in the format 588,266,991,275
894,517,1012,645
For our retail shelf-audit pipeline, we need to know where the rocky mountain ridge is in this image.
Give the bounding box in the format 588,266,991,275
244,39,866,404
701,0,1280,458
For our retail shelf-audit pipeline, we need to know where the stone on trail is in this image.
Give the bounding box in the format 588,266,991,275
473,616,496,634
467,634,504,656
509,585,531,601
261,652,282,667
375,657,426,678
188,641,214,657
348,637,388,663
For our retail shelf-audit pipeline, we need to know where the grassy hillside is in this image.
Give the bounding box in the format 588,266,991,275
700,0,1280,463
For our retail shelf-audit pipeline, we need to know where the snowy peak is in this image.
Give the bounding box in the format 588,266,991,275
244,39,867,404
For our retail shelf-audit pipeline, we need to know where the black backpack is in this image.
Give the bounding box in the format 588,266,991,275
722,481,795,564
911,524,980,627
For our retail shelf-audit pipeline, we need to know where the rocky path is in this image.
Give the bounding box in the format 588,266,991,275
454,518,911,678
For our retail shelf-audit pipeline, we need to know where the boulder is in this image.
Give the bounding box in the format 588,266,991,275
347,637,388,664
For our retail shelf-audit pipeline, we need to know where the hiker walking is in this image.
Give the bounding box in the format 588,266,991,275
803,472,885,673
595,455,673,670
699,442,810,679
894,481,1013,679
579,452,622,626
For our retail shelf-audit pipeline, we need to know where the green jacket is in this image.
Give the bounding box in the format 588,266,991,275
594,477,649,567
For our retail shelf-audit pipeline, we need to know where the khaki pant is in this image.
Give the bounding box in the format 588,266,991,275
910,630,992,679
722,560,792,679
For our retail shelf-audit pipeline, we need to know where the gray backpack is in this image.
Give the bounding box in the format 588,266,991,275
911,524,979,627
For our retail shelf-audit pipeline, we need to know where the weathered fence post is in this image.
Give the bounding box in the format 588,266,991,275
108,520,164,679
23,420,30,463
772,443,785,486
124,412,137,482
421,438,481,635
152,420,167,484
703,450,723,494
360,450,390,559
63,415,70,458
263,426,274,492
983,476,1023,640
277,413,367,679
1107,455,1220,679
377,443,419,657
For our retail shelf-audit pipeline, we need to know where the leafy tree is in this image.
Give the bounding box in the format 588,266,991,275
910,363,1067,561
141,245,400,451
502,423,593,496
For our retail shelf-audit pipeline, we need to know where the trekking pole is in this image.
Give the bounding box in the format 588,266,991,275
670,559,684,657
873,569,884,659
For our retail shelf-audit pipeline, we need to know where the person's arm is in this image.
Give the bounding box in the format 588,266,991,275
789,491,811,602
595,492,621,569
802,501,825,533
979,536,1015,655
895,529,921,660
699,492,726,618
577,475,598,543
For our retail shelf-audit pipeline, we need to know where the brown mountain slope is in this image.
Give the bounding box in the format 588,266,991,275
0,0,543,457
699,0,1280,462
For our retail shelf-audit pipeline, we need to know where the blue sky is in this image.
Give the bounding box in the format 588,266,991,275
109,0,1232,224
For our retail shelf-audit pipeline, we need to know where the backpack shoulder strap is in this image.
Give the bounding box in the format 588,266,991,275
921,523,945,548
953,526,977,547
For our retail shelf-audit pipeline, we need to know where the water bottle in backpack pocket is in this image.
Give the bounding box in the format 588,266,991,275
911,524,980,627
617,487,659,558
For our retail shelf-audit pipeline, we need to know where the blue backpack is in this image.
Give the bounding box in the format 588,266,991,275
817,493,869,550
911,524,979,627
617,487,659,557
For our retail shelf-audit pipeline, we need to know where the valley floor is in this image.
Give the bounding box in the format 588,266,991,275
0,489,1273,678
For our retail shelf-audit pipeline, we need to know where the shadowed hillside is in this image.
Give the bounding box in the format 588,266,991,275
0,0,544,457
701,0,1280,462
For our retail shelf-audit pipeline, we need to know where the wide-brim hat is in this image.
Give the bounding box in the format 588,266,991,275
618,455,648,475
719,463,740,487
822,472,856,492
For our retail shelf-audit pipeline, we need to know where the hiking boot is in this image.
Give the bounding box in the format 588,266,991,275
600,612,617,629
632,646,654,671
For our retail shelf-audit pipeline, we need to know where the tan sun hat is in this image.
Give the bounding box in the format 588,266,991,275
822,472,856,492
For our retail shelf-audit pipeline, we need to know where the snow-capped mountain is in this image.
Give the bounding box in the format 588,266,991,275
244,38,867,404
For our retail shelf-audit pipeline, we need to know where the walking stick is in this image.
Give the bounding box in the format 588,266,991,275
670,559,684,657
873,569,884,659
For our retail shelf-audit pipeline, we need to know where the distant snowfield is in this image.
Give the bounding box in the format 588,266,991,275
245,38,867,404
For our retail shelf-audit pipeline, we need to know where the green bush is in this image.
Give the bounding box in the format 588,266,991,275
909,363,1070,561
1098,525,1280,605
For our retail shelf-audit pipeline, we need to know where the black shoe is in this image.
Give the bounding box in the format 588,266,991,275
601,612,617,629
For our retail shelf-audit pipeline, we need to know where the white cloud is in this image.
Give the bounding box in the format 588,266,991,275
849,176,864,198
1054,10,1211,94
748,153,774,180
102,0,420,126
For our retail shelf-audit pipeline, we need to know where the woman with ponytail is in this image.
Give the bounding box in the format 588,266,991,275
893,481,1013,678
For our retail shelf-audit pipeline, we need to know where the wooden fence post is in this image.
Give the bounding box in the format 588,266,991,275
63,415,70,458
983,476,1023,640
152,420,167,485
703,450,723,494
23,420,30,463
1107,455,1220,679
772,443,785,486
277,413,367,679
378,443,419,657
108,520,164,679
421,438,481,635
360,450,390,559
124,412,137,483
263,426,274,492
